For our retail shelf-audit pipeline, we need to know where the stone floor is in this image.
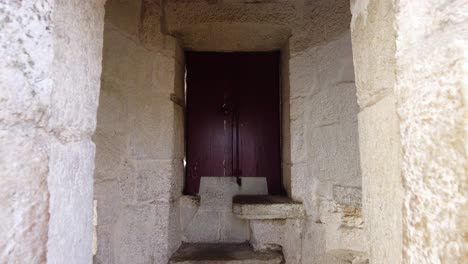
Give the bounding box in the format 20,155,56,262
169,243,284,264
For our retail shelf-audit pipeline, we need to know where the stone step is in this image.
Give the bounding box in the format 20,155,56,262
169,243,284,264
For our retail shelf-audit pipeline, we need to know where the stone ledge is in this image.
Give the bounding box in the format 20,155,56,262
169,243,284,264
232,195,305,220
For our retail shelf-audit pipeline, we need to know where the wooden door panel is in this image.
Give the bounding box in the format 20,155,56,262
235,53,281,194
185,52,281,195
185,54,233,194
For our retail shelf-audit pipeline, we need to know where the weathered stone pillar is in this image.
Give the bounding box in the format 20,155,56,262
395,0,467,262
350,0,404,263
93,0,185,263
1,0,105,263
351,0,467,262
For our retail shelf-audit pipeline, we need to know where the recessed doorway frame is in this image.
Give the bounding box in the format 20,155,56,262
183,51,284,195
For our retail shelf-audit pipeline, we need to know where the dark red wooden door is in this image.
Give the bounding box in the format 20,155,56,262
185,52,281,195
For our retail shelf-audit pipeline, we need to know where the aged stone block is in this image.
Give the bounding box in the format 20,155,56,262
93,131,127,180
358,95,403,263
94,86,128,135
116,163,137,204
104,0,142,36
183,177,267,243
179,196,201,233
308,83,358,127
351,0,396,109
290,118,306,163
101,29,153,89
282,219,304,264
220,212,250,243
233,195,305,220
395,0,467,261
94,224,115,264
113,202,176,264
289,54,320,98
319,201,365,258
48,0,105,141
47,139,96,263
128,93,180,160
301,221,349,264
198,177,268,213
0,131,49,262
290,163,308,201
134,159,183,202
250,220,285,251
0,1,53,129
333,185,362,207
183,211,223,243
306,121,360,185
94,180,121,225
167,201,182,256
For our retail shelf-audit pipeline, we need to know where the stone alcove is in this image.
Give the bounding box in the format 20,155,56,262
93,0,363,263
2,0,465,263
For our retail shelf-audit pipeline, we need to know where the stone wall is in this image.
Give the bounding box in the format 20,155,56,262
163,2,363,263
286,31,363,264
180,177,268,243
350,0,404,263
165,0,351,54
395,0,467,262
3,0,466,263
93,1,363,263
351,0,468,262
1,0,105,263
93,0,185,263
289,32,361,218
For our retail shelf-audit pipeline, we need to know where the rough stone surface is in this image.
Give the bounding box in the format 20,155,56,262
284,33,362,264
49,0,105,142
0,0,53,260
46,2,106,263
1,1,364,264
0,0,53,128
47,139,96,263
288,32,361,220
95,1,363,263
350,0,396,109
333,185,362,207
350,1,405,263
395,0,468,262
301,221,349,264
94,0,184,263
1,0,105,263
319,201,366,261
4,1,465,264
233,195,305,220
163,0,351,54
0,131,49,262
182,177,268,243
358,95,403,263
282,219,305,264
249,220,285,251
169,243,284,264
274,31,362,263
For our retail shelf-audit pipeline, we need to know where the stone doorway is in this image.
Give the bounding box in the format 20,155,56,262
185,52,282,195
93,0,363,263
2,0,465,263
